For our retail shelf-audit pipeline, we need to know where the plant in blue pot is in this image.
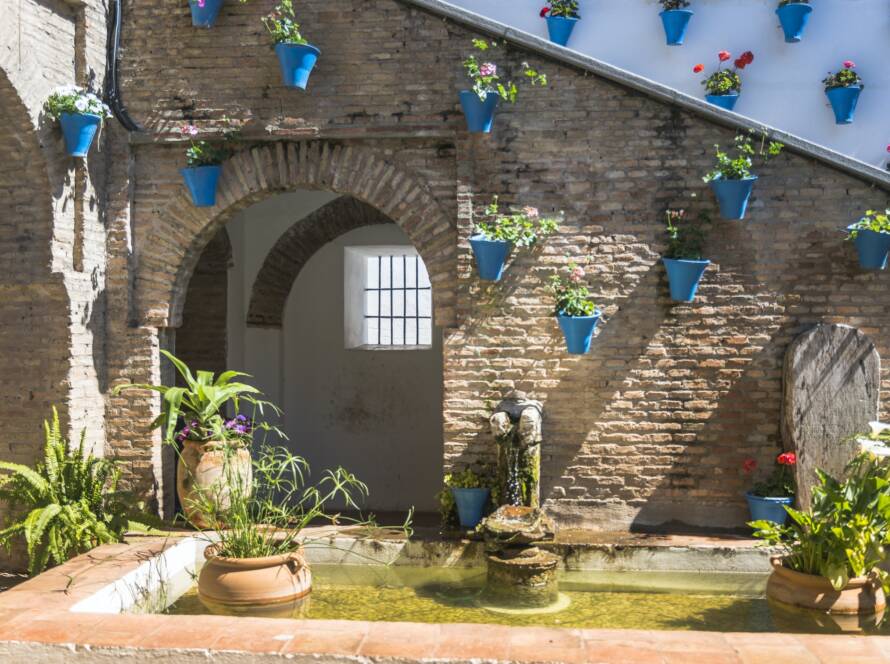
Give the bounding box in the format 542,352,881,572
470,197,559,282
659,0,694,46
776,0,813,43
662,208,710,302
188,0,230,28
823,60,863,125
43,85,112,158
703,131,784,220
743,452,796,526
694,49,754,111
845,208,890,270
548,263,601,355
539,0,580,47
180,124,236,207
460,40,547,134
264,0,320,90
439,468,493,529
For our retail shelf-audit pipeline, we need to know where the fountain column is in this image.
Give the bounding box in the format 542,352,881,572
490,396,543,508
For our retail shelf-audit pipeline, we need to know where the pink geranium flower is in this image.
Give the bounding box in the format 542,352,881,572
479,63,497,77
843,60,856,69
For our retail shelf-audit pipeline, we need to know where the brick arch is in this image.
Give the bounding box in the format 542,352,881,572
136,141,457,330
247,196,393,328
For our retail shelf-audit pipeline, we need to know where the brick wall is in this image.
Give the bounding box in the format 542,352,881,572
103,0,890,529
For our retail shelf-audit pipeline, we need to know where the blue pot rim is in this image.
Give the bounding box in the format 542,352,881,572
60,112,103,121
557,310,602,321
451,487,490,495
745,492,794,504
180,164,222,174
776,2,813,11
460,89,501,101
825,84,861,93
275,42,321,56
706,92,740,98
470,234,511,245
710,175,758,184
546,15,580,22
846,223,890,235
663,257,710,266
659,9,694,16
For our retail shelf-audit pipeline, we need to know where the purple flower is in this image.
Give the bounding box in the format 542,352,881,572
235,425,248,434
236,414,248,422
479,63,497,77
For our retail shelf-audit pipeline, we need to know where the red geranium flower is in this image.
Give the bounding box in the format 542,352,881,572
743,458,757,473
693,63,704,73
886,143,890,153
777,452,797,466
540,6,550,16
718,50,731,62
734,58,746,70
741,51,754,65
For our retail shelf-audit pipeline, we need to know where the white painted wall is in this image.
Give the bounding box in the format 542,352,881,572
227,193,443,513
448,0,890,167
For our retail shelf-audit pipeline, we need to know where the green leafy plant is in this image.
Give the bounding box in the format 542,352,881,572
436,468,494,527
475,196,559,247
43,85,111,122
660,0,690,9
180,124,238,168
751,452,890,592
113,351,280,448
703,131,784,183
0,409,146,575
823,60,863,91
846,209,890,240
663,209,708,260
463,39,547,103
262,0,307,45
743,452,796,498
548,262,597,317
540,1,579,18
694,50,753,96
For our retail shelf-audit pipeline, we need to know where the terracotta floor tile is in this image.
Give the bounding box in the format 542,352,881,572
793,634,886,662
137,614,233,650
210,616,299,654
584,641,666,664
359,620,440,658
434,623,514,660
733,645,820,664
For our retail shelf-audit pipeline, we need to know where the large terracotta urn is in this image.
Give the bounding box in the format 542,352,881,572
766,557,886,615
197,546,312,610
176,440,252,528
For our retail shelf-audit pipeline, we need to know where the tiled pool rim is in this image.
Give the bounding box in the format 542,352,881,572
1,532,890,663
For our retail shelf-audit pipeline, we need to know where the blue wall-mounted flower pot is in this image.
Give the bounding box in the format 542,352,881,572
660,9,693,46
705,93,739,111
469,235,512,281
181,165,222,207
557,311,602,355
849,227,890,270
776,3,813,43
275,43,321,89
59,113,101,158
189,0,224,28
546,15,579,47
663,258,710,302
710,176,757,220
459,90,500,133
826,85,861,125
451,487,490,528
746,493,793,525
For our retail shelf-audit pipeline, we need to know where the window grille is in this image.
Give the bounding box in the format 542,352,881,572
363,254,432,346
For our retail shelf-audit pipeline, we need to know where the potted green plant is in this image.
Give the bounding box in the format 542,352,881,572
823,60,863,125
460,39,547,134
195,444,369,611
659,0,693,46
693,50,754,111
548,262,600,355
43,85,112,158
776,0,813,43
742,452,796,525
114,351,279,528
703,131,784,220
438,468,494,529
752,452,890,615
180,124,235,207
846,209,890,270
470,197,558,282
539,1,580,47
264,0,320,90
662,208,709,302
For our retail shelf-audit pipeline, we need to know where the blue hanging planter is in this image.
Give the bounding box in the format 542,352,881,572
557,312,602,355
825,86,861,125
545,15,579,47
451,487,490,528
189,0,224,28
663,258,710,302
710,176,757,220
459,90,500,133
469,235,512,281
660,9,694,46
59,113,102,158
746,493,793,525
274,43,321,89
181,165,222,207
705,93,739,111
776,3,813,43
848,227,890,270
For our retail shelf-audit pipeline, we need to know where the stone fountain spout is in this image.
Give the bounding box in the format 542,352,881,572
490,396,543,508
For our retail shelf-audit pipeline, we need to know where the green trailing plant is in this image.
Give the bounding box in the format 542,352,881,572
751,452,890,593
693,50,753,96
263,0,307,45
742,452,797,498
539,1,579,19
823,60,863,91
463,39,547,103
703,131,784,183
547,262,597,317
43,85,111,122
846,209,890,240
180,124,238,168
660,0,690,9
0,409,148,575
475,196,559,247
663,209,708,260
436,468,494,527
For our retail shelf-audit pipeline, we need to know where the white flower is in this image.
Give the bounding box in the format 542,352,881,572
74,97,88,112
868,421,890,437
860,438,890,458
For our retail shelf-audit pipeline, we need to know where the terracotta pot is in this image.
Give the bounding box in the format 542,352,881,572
198,545,312,607
176,440,252,528
766,557,886,615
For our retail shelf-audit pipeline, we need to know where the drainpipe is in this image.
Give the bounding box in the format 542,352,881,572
104,0,141,132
